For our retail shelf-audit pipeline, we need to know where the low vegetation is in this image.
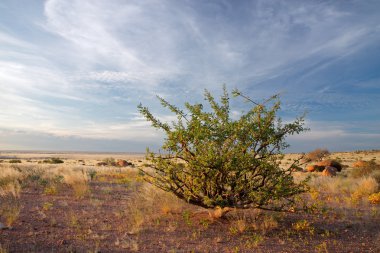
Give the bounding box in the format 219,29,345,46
0,150,379,252
351,160,380,181
41,157,64,164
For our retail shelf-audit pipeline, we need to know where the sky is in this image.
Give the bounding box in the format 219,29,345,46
0,0,379,153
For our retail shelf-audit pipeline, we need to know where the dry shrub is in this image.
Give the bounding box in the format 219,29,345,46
351,177,379,204
351,160,380,178
0,165,24,227
309,176,378,206
0,165,22,197
304,149,330,162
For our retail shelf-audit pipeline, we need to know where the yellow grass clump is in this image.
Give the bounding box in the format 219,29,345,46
124,183,186,234
350,177,379,204
0,165,22,197
368,192,380,205
308,175,379,206
54,167,90,199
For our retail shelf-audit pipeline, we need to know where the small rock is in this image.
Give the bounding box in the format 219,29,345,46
316,160,342,172
116,159,133,167
322,166,337,177
306,165,316,172
306,164,325,172
116,159,128,167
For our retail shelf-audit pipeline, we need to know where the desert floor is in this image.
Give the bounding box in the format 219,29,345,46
0,150,380,252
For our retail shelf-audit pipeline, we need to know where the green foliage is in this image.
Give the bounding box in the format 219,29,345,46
138,87,308,211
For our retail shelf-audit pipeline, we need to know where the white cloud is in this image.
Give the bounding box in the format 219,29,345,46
0,0,379,151
39,0,380,95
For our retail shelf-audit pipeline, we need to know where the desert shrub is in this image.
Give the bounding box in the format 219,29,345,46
102,157,116,166
43,157,64,164
8,159,21,164
351,160,380,178
0,166,22,197
138,87,308,212
303,149,330,162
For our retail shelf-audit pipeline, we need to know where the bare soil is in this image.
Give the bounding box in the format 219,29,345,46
0,179,379,252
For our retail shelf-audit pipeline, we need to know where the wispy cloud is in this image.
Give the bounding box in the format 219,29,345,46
0,0,379,151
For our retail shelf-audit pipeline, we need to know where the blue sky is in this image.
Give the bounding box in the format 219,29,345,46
0,0,379,152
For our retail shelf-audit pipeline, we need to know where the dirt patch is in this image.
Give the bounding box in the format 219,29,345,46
1,180,380,252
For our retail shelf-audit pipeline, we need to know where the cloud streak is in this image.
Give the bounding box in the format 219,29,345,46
0,0,379,151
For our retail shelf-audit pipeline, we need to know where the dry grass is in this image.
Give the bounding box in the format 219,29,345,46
58,168,90,199
0,163,92,199
124,183,187,234
0,165,23,227
308,175,379,207
252,213,279,233
0,165,22,197
0,195,21,227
